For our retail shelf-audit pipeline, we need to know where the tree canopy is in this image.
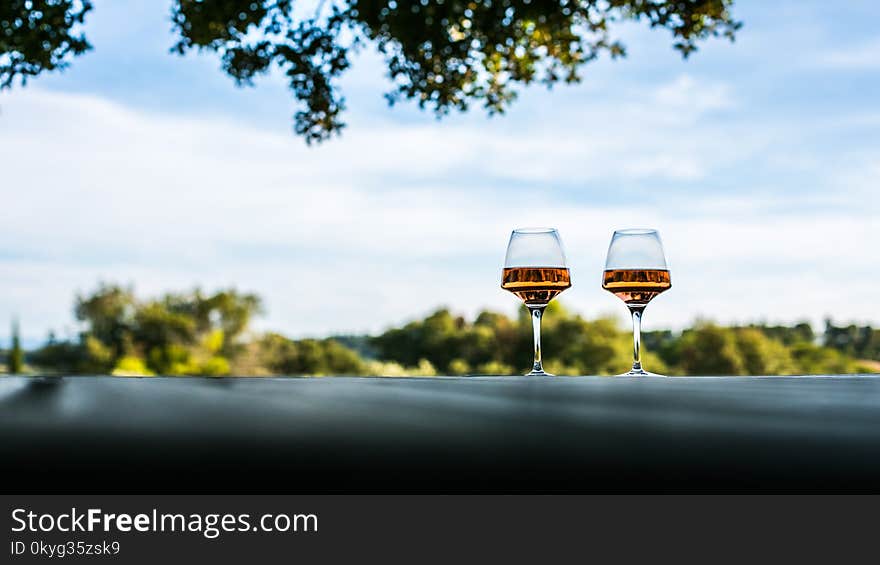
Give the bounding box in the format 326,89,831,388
0,0,92,88
20,284,879,376
2,0,740,142
32,284,262,375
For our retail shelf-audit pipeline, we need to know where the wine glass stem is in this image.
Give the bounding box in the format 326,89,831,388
629,306,646,373
529,305,546,374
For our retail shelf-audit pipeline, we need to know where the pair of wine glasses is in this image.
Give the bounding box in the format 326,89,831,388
501,228,671,376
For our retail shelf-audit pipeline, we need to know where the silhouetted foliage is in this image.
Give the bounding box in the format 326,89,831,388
0,0,92,88
29,338,97,373
824,319,880,360
1,1,740,142
171,0,740,142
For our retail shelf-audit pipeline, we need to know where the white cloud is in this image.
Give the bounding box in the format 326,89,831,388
817,36,880,70
0,84,877,343
652,74,735,114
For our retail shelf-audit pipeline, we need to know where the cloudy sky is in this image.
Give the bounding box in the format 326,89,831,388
1,0,878,345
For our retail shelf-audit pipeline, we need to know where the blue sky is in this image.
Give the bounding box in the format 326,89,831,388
1,0,879,345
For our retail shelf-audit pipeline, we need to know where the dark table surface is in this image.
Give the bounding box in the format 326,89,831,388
2,375,880,492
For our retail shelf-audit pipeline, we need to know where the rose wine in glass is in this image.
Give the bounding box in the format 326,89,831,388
501,228,571,376
602,229,671,376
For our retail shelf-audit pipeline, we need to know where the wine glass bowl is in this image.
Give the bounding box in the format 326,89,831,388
601,268,671,306
602,229,671,376
501,266,571,306
501,228,570,376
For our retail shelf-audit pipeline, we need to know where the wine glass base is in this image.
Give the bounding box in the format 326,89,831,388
617,369,665,377
525,370,554,377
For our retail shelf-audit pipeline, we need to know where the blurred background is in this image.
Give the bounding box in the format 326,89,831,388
1,0,877,376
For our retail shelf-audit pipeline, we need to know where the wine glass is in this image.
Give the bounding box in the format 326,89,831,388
602,229,671,376
501,228,571,376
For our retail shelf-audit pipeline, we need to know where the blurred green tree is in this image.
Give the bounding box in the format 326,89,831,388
824,320,879,360
8,319,24,374
733,328,798,375
256,333,367,375
34,285,262,376
678,323,745,375
372,302,664,375
74,284,136,356
746,322,815,346
27,285,879,376
789,341,864,375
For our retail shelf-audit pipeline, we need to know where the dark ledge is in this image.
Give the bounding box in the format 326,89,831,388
2,375,880,493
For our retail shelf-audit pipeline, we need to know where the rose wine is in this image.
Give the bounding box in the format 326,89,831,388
602,269,671,305
501,267,571,306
